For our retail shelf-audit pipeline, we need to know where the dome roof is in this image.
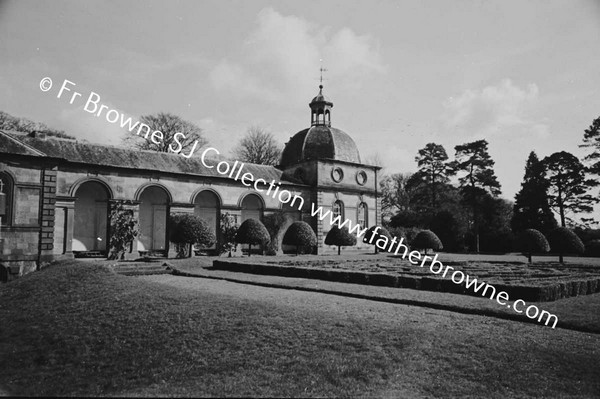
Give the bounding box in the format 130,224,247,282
280,125,361,168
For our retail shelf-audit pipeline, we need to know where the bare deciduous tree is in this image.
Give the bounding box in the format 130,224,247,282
123,112,208,157
233,126,282,166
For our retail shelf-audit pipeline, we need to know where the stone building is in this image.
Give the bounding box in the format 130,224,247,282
0,85,380,281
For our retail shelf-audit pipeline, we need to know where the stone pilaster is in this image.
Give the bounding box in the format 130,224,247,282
39,167,57,263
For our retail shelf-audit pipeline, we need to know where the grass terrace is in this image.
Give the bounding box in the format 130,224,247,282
1,258,600,397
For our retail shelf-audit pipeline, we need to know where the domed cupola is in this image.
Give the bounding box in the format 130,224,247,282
280,85,361,168
310,84,333,127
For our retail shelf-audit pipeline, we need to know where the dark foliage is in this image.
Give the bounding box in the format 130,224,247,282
429,210,467,252
387,226,419,245
451,139,502,252
218,213,238,257
169,214,216,258
108,203,139,260
580,115,600,183
389,209,422,228
478,195,515,253
543,151,597,227
236,218,270,256
379,173,417,221
412,143,455,209
548,227,585,263
584,239,600,257
124,112,208,155
411,230,443,254
262,211,287,255
363,226,392,253
325,226,357,255
233,126,282,166
516,229,550,263
511,151,557,234
282,221,317,254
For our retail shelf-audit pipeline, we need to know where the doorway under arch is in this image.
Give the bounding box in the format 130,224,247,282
194,190,220,249
138,185,170,252
73,181,110,253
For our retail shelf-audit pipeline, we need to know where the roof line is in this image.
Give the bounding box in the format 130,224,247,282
0,130,47,156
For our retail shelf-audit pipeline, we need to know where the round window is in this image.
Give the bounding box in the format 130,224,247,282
331,167,344,183
356,170,367,185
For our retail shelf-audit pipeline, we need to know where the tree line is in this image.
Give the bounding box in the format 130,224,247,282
380,115,600,254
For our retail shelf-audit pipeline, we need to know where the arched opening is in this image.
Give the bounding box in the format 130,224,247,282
357,202,368,229
138,185,169,252
332,200,344,221
194,190,220,249
241,194,263,223
0,172,14,227
73,181,110,253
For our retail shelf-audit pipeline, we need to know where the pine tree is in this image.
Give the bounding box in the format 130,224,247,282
511,151,557,234
412,143,455,209
542,151,597,227
451,139,502,252
580,116,600,179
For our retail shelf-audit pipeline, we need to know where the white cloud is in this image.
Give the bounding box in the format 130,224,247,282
209,60,279,101
442,78,549,139
209,7,386,101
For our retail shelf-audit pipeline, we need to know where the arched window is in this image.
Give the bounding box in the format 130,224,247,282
0,172,14,226
332,200,344,220
357,202,368,229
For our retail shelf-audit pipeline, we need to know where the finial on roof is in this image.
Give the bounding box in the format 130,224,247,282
319,59,327,87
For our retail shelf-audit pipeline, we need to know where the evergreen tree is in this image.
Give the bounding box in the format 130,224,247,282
542,151,597,227
412,143,455,209
451,139,502,252
511,151,557,234
580,116,600,180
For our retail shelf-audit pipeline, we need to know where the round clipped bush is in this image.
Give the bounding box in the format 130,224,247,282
411,230,443,254
363,226,392,254
169,214,216,258
282,221,317,255
236,218,270,256
325,226,357,255
516,228,550,263
548,227,585,263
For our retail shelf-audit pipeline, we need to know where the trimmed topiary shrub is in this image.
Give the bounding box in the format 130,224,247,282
325,226,357,255
282,221,317,255
548,227,585,263
411,230,443,254
169,214,216,258
516,228,550,263
262,211,287,255
363,226,392,254
236,218,270,256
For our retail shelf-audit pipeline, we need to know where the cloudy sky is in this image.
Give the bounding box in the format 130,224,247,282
1,0,599,200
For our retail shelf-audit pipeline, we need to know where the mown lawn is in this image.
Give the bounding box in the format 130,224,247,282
1,259,599,397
